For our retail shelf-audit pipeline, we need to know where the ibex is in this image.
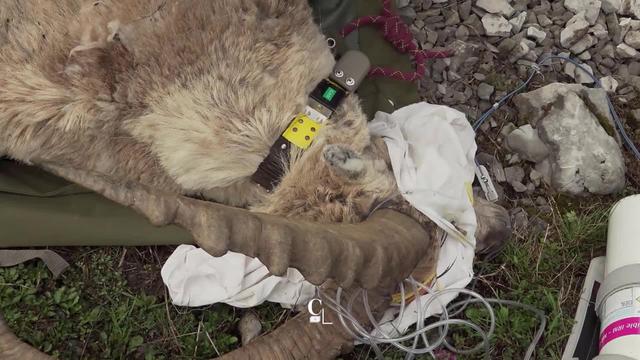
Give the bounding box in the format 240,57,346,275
0,0,510,358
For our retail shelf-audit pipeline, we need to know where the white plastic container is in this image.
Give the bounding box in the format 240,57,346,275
595,195,640,360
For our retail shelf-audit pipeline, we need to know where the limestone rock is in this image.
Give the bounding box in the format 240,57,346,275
600,75,620,92
625,30,640,48
538,92,625,195
509,11,527,33
602,0,622,13
574,63,595,84
506,124,550,162
560,12,591,48
476,0,516,18
564,0,602,25
527,27,547,43
513,84,625,195
617,43,640,58
509,41,530,63
239,312,262,345
619,0,640,18
569,34,597,54
513,83,616,128
590,24,610,40
481,14,512,36
478,82,495,100
538,14,553,27
504,165,525,184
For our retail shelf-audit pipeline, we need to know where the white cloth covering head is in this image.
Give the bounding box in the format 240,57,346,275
161,102,478,336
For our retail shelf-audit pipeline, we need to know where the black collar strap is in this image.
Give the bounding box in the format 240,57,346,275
251,51,370,192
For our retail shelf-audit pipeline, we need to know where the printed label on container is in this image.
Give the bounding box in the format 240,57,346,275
600,286,640,350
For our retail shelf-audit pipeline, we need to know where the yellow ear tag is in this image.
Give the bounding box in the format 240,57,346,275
282,114,323,150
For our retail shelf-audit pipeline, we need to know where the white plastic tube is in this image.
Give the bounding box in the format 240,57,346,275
595,195,640,360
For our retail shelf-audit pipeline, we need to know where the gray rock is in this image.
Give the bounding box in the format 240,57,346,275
455,25,470,40
478,82,495,100
600,75,620,92
507,153,522,165
617,43,640,58
509,41,530,63
561,12,591,48
510,207,529,229
578,51,592,60
513,83,616,129
398,6,418,22
459,0,473,20
530,170,544,187
537,91,625,195
514,84,625,195
537,14,553,27
570,34,597,54
590,24,610,39
602,0,622,13
629,61,640,75
446,11,461,26
564,0,602,25
504,165,525,184
506,124,550,162
239,312,262,345
474,72,487,81
396,0,411,8
527,27,547,43
619,0,640,18
501,122,517,137
497,37,518,55
630,108,640,127
625,30,640,48
509,11,527,33
482,14,513,36
607,13,622,44
426,29,439,44
476,0,516,18
575,63,595,84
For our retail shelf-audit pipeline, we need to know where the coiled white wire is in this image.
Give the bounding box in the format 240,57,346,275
319,277,546,360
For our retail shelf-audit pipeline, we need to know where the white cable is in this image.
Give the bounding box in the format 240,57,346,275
319,281,545,360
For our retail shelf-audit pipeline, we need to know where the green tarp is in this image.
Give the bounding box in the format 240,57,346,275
0,0,420,247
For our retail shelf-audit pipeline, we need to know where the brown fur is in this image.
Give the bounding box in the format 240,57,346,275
0,0,400,223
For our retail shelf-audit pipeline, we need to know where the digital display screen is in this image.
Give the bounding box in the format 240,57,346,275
322,87,337,101
310,79,346,111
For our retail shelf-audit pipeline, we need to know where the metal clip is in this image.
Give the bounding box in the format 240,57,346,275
475,164,499,202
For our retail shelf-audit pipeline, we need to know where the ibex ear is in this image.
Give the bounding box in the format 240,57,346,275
322,144,365,180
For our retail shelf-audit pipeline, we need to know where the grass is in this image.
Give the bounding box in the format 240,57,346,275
0,191,626,359
0,247,287,359
345,193,618,360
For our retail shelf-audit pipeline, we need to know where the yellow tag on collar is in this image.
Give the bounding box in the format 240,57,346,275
282,114,322,150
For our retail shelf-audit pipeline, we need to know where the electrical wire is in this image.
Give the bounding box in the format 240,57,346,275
472,54,640,160
320,282,546,360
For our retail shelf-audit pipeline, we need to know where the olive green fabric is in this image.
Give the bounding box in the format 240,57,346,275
0,160,192,247
0,0,420,247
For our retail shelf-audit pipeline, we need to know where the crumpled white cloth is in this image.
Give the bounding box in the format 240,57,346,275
161,246,315,308
368,102,477,335
161,102,478,334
